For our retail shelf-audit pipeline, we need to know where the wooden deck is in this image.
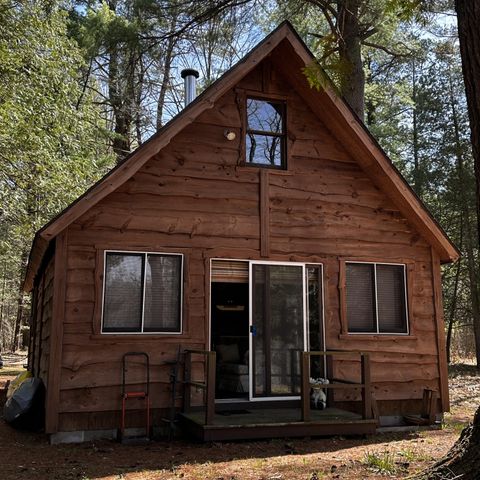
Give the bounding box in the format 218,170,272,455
179,350,378,441
179,407,377,441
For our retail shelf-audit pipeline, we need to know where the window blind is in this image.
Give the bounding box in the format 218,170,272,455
144,254,182,332
345,262,408,334
103,253,143,332
376,264,407,333
211,260,249,283
346,263,376,333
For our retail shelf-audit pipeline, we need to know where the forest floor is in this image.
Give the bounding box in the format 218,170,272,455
0,355,479,480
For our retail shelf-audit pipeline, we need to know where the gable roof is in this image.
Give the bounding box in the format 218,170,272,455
23,21,459,291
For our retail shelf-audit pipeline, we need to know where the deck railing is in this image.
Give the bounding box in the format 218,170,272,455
183,349,216,425
301,351,372,422
182,349,371,427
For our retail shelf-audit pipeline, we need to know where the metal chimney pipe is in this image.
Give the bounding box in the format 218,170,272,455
181,68,199,107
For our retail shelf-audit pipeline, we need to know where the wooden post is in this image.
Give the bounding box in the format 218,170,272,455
184,351,192,413
361,353,371,420
422,389,438,425
338,261,348,334
301,352,310,421
431,247,450,412
260,169,270,258
326,354,334,408
205,352,216,425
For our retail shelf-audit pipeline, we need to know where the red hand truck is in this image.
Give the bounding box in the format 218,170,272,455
119,352,150,443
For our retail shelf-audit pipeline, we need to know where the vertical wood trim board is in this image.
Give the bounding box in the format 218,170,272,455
406,263,415,336
338,260,347,334
204,255,211,349
28,285,38,374
36,275,46,378
260,169,270,257
45,229,68,434
236,89,246,166
431,247,450,412
92,248,104,335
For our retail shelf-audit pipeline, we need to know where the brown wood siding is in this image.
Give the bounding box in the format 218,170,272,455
30,279,42,376
29,256,55,385
45,231,68,433
56,61,446,431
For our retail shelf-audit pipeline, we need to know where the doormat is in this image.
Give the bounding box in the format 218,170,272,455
216,409,251,416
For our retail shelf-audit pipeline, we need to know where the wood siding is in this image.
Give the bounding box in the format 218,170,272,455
30,255,55,386
50,60,446,432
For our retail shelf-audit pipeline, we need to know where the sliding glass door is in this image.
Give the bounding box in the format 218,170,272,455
250,262,306,400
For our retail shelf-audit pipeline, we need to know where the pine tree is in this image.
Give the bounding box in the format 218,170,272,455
0,0,113,349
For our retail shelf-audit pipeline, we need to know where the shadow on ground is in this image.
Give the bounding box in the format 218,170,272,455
0,416,435,480
0,359,475,479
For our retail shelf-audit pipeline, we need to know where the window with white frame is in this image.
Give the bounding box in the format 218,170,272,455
102,251,183,333
346,262,408,334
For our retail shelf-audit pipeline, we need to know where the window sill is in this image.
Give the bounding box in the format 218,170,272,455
89,333,187,342
238,165,292,175
338,333,416,341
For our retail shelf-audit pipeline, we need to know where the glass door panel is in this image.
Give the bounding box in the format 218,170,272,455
251,263,305,398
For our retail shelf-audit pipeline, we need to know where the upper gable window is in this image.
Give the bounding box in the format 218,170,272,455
246,98,286,168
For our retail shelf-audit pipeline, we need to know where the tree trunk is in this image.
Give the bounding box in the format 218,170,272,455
412,57,423,196
135,55,145,146
417,13,480,477
109,46,135,162
446,256,461,364
455,0,480,247
0,260,7,351
448,55,480,367
337,0,365,121
461,214,480,366
157,20,177,130
416,406,480,479
455,0,480,366
12,290,24,352
107,0,134,163
364,57,375,127
11,251,28,352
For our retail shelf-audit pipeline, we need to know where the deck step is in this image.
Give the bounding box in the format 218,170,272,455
178,407,377,442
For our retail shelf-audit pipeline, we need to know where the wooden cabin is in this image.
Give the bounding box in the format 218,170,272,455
23,22,459,443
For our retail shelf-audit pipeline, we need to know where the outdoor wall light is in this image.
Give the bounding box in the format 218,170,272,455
224,129,236,141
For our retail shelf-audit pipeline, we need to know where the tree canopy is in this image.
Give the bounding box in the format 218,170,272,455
0,0,113,348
